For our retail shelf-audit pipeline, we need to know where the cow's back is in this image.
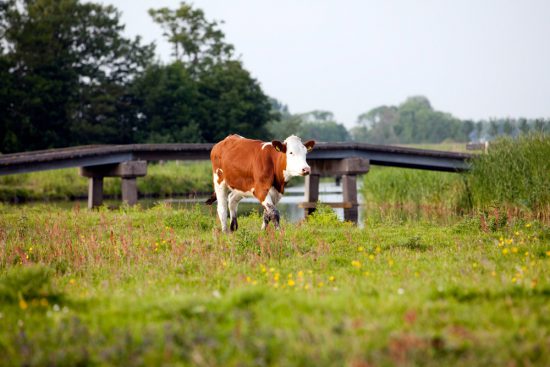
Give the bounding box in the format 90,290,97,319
210,135,266,191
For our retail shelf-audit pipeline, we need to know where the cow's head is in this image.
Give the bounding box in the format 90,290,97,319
272,135,315,180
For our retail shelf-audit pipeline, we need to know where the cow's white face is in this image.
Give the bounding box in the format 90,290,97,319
272,135,315,181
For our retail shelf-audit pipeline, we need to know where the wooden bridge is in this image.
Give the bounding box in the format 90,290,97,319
0,143,473,223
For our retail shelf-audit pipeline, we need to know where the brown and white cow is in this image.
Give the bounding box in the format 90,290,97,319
206,134,315,231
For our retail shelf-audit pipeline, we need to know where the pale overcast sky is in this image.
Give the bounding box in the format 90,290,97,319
100,0,550,127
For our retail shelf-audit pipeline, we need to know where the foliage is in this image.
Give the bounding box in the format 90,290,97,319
0,205,548,365
0,0,154,153
467,133,550,212
148,3,234,72
0,162,212,202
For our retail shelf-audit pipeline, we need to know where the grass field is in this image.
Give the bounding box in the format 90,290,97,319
1,204,549,366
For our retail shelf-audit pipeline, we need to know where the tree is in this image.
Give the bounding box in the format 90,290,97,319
131,62,202,143
0,0,154,152
149,3,233,72
194,60,272,142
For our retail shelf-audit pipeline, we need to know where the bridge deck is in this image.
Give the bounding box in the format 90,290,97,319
0,143,472,176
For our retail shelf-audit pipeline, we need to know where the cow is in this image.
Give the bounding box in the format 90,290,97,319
206,134,315,232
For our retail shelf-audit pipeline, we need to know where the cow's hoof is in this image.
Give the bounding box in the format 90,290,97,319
230,217,238,232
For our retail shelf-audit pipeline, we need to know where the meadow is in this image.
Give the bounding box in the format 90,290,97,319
0,134,549,366
0,203,549,366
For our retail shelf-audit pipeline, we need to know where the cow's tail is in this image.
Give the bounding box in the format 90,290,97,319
205,192,217,205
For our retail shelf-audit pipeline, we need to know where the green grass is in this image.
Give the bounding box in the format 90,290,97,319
0,161,212,202
363,133,550,222
0,203,549,366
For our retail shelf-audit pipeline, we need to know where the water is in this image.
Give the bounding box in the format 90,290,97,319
16,181,363,224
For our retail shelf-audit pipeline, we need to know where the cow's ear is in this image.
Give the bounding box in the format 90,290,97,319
304,140,315,152
272,140,287,153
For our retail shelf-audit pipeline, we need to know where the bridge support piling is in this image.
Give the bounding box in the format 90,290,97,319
80,160,147,209
342,174,358,223
301,157,369,224
88,177,104,209
304,174,320,215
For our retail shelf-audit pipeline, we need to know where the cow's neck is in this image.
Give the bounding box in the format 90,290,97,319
273,151,287,194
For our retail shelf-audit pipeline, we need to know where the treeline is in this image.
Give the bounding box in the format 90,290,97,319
1,1,548,154
0,0,272,153
268,95,549,144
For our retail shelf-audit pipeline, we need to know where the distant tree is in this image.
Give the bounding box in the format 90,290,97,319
299,120,349,142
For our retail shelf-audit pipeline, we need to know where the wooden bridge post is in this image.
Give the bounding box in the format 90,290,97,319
88,177,104,209
342,174,358,223
302,157,369,224
304,174,320,215
80,161,147,208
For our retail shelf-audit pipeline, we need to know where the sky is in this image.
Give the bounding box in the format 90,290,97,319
100,0,550,127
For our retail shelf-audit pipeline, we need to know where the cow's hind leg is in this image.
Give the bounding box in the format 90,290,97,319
228,191,243,232
214,174,229,232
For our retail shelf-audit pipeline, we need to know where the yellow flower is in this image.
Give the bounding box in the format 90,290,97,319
369,254,375,261
269,267,275,273
287,273,293,279
304,284,310,290
511,247,518,253
491,271,496,277
69,279,76,285
351,260,362,268
329,276,335,282
524,251,529,257
525,223,531,228
472,263,478,268
260,265,267,273
274,273,280,281
246,276,252,283
546,251,550,257
375,246,381,253
514,231,519,236
357,246,364,252
502,248,509,255
19,299,28,310
288,279,295,287
363,271,370,277
318,282,325,288
297,270,304,278
388,259,394,267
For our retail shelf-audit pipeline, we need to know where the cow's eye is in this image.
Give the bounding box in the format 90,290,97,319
289,152,293,155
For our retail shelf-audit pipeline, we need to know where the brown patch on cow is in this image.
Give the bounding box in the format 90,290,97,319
210,135,287,203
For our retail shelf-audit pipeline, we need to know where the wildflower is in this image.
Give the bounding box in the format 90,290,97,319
491,271,496,277
511,247,518,253
273,282,279,289
511,277,517,283
260,265,267,273
351,260,362,268
375,246,381,253
318,282,325,288
514,231,519,236
397,288,405,295
357,246,364,252
19,299,28,310
505,239,513,245
287,273,293,279
222,261,228,267
274,272,280,281
363,271,370,277
329,276,335,282
525,223,531,228
269,267,275,273
297,270,304,278
472,263,478,268
69,279,76,285
524,252,529,257
502,248,509,255
246,276,252,283
288,279,295,287
304,284,310,290
369,254,375,261
388,259,394,267
546,251,550,257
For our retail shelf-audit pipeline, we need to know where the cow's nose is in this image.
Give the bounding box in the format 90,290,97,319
302,167,311,176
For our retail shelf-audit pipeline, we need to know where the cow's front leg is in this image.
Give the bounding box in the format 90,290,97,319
228,191,242,232
259,195,279,230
